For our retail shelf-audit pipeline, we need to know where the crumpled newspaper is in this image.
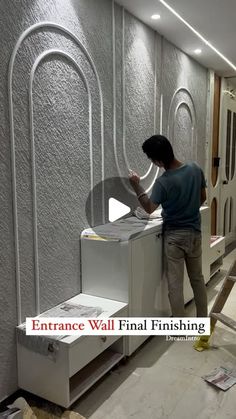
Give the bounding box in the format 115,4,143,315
202,364,236,391
1,397,85,419
134,206,162,220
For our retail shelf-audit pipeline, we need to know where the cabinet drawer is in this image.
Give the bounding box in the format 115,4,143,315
210,236,225,264
69,334,120,377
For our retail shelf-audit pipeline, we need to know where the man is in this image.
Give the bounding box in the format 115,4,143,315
129,135,207,317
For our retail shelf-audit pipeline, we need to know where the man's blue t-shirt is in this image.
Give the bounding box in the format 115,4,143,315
150,162,206,231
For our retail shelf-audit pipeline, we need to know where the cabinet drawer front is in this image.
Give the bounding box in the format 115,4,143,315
69,334,119,377
210,237,225,264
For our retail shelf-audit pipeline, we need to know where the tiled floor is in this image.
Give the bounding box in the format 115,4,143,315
72,248,236,419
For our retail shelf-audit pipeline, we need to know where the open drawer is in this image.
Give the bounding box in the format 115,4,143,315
210,235,225,265
16,293,127,407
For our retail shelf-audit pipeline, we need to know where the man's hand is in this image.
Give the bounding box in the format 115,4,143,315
128,170,140,186
128,169,158,214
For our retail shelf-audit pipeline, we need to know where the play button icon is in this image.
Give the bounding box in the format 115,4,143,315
85,176,148,236
108,198,131,222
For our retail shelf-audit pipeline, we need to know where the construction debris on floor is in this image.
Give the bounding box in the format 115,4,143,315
202,364,236,391
0,397,86,419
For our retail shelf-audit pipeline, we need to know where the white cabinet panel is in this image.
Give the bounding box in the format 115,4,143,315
128,231,169,354
201,206,211,284
131,232,163,317
81,239,130,302
81,219,164,356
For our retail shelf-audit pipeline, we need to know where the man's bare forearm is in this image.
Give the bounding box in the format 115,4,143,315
132,183,145,196
129,171,158,214
131,183,153,213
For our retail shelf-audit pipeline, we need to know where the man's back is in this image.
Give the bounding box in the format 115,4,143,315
150,162,206,231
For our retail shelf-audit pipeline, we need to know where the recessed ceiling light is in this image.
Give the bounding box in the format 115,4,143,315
194,49,202,55
151,14,161,20
159,0,236,72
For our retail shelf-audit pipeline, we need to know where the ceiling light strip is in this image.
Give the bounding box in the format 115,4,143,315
159,0,236,72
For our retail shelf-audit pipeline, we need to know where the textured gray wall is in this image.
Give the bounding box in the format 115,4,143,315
162,39,208,166
0,0,208,400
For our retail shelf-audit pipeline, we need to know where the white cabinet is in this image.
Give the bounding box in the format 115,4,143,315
81,217,165,355
17,294,127,407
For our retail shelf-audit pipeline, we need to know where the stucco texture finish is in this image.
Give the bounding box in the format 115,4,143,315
162,39,208,167
0,0,208,400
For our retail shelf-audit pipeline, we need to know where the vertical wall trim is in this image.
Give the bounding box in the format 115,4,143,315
29,58,40,315
112,0,120,180
229,110,234,180
160,36,164,134
160,94,163,134
218,77,227,235
121,7,128,170
154,32,157,134
8,55,21,325
112,0,116,159
205,70,214,203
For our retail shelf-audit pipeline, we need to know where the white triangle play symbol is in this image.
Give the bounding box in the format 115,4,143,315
109,198,131,222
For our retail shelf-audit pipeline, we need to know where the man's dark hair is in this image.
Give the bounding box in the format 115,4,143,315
142,135,174,166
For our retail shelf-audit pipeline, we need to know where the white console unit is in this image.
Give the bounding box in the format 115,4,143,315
17,206,211,406
16,294,127,407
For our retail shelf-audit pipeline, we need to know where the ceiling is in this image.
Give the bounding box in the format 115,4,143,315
115,0,236,80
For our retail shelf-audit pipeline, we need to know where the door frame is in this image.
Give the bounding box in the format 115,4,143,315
218,79,236,245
